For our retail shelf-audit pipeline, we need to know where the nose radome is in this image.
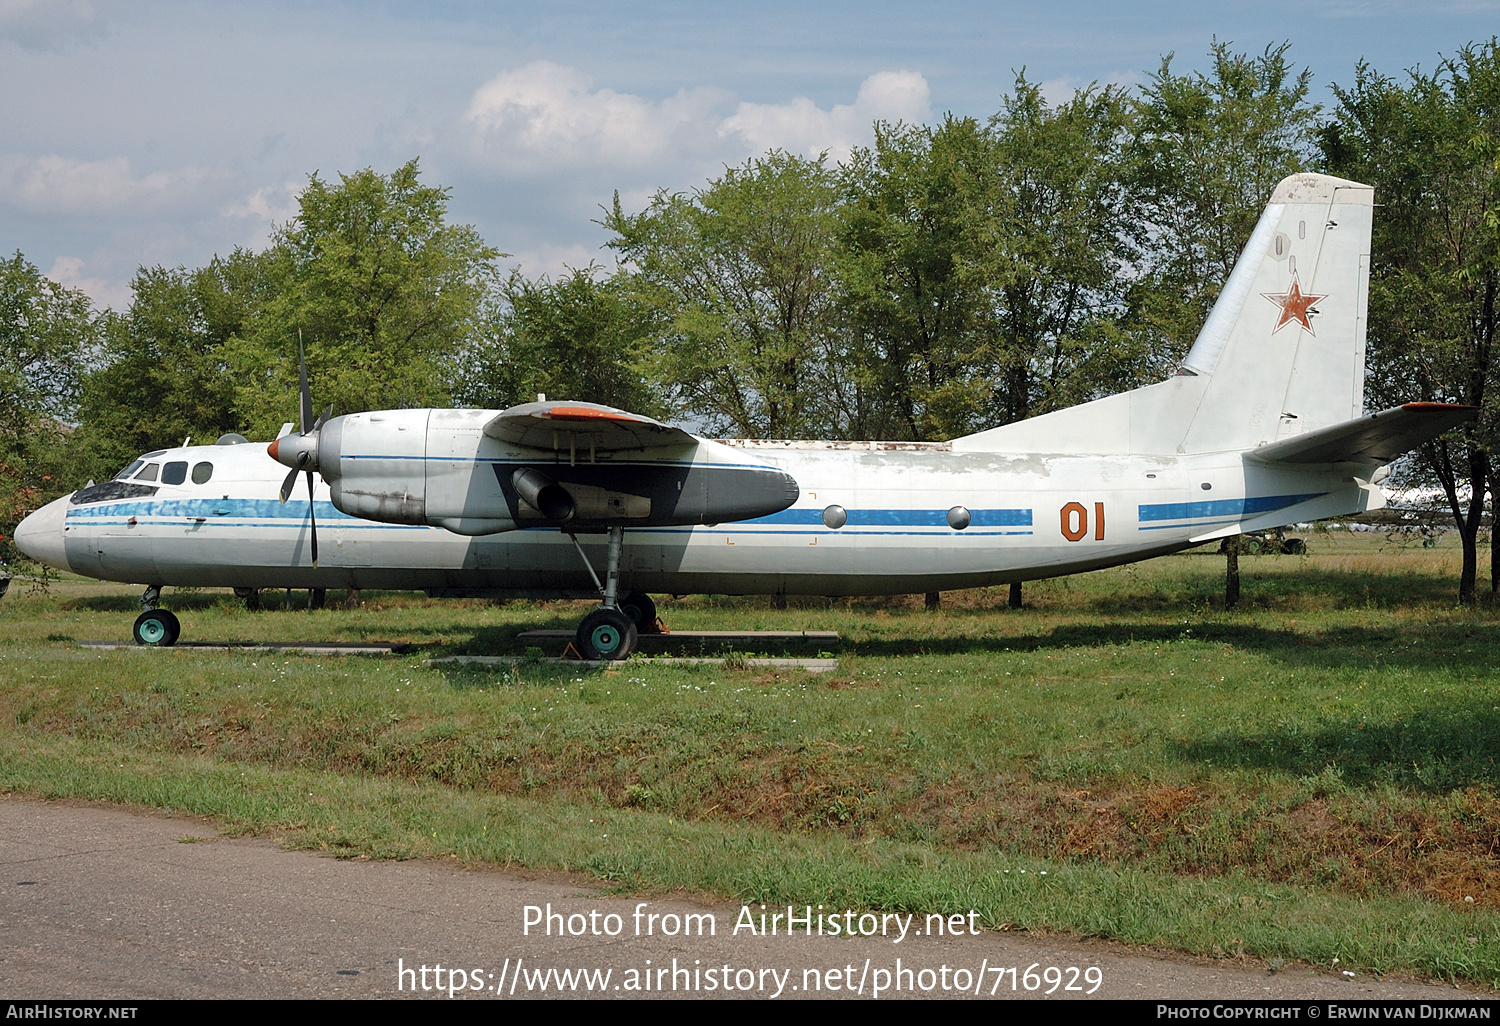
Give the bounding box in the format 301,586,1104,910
13,494,71,573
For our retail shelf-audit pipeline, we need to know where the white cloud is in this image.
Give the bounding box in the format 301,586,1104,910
46,254,131,311
465,61,728,171
464,63,933,172
719,70,932,164
0,0,105,50
224,181,301,224
222,180,302,248
0,154,212,215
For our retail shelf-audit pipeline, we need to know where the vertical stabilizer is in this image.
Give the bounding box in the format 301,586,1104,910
953,172,1373,456
1177,172,1372,453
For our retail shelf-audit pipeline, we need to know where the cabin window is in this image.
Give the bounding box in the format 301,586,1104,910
162,461,188,485
134,463,160,482
191,462,214,485
114,460,144,480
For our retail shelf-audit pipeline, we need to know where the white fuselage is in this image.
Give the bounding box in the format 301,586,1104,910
19,435,1378,597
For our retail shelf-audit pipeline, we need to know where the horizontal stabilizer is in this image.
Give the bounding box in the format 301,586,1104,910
483,401,698,451
1247,403,1477,465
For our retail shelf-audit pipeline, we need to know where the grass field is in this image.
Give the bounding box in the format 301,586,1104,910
4,529,1500,985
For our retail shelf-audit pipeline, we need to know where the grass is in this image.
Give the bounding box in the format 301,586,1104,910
3,529,1500,984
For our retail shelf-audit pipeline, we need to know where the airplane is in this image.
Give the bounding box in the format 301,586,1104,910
13,172,1477,658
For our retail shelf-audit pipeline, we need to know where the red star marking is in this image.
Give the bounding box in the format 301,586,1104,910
1262,274,1326,335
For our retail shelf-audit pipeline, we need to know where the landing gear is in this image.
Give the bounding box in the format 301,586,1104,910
234,587,261,611
576,608,637,661
133,609,181,646
567,525,642,659
619,591,657,633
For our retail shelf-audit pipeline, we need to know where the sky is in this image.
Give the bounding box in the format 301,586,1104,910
2,0,1496,311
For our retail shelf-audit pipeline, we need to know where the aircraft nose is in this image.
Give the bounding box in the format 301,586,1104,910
12,494,72,573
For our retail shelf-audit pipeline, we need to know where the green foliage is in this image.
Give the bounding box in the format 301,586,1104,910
988,77,1136,420
0,252,102,576
227,159,501,438
605,151,842,437
73,250,273,479
839,116,1001,439
451,266,661,415
1322,40,1500,602
1127,41,1320,359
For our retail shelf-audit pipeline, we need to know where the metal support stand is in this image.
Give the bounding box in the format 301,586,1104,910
567,527,626,609
141,585,161,611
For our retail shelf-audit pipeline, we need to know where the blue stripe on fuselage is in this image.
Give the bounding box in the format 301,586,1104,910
1137,493,1325,524
745,508,1032,527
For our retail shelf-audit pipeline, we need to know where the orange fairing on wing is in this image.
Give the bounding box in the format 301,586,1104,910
544,407,647,422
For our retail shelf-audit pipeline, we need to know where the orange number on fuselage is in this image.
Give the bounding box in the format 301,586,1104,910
1060,501,1106,542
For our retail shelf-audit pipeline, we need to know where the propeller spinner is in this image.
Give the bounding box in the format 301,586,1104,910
266,335,332,567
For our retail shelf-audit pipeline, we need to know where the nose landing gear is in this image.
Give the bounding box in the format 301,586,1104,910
133,608,181,646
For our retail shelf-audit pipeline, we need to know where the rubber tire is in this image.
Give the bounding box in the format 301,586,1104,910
133,609,181,647
576,608,638,661
619,591,657,633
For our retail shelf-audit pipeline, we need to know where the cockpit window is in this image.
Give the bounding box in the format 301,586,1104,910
161,461,188,485
134,463,160,482
114,460,144,480
191,461,213,485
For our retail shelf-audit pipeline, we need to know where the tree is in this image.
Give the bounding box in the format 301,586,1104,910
1128,42,1320,608
1323,41,1500,603
0,251,102,574
987,77,1135,423
1127,41,1321,361
227,159,501,437
839,115,1001,440
73,249,272,479
450,266,662,415
604,151,841,438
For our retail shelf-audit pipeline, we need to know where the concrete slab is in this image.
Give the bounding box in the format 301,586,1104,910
427,655,839,672
77,641,409,656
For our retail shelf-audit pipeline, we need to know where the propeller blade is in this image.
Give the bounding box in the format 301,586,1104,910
279,465,300,504
305,470,318,568
297,331,313,436
313,404,334,432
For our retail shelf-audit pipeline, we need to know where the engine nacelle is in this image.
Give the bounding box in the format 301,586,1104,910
321,407,799,534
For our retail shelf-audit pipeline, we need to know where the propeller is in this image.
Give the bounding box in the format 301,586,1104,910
266,333,332,567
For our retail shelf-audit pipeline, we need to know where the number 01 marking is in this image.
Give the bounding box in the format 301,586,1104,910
1060,502,1106,542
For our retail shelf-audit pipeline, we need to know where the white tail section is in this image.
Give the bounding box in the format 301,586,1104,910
954,173,1374,456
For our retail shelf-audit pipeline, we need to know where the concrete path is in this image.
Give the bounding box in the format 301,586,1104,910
0,796,1481,1001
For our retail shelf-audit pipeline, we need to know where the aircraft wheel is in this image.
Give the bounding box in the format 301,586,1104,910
576,608,637,661
133,609,181,647
619,591,657,633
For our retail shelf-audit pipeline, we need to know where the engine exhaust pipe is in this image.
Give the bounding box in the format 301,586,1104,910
512,468,575,522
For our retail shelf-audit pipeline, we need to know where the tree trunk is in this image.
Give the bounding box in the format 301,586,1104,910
344,588,362,610
1225,535,1241,609
1491,470,1498,596
1009,582,1023,609
924,592,940,610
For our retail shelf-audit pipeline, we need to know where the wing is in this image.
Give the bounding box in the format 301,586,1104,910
1247,403,1478,466
482,401,698,451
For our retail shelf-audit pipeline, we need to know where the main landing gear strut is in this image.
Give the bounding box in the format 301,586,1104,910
567,526,657,660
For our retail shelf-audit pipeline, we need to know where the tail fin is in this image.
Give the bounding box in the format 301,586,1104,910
954,172,1374,455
